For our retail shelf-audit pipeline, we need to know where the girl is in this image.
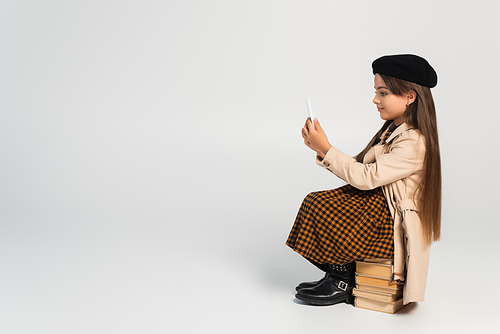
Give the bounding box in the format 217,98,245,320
286,54,441,307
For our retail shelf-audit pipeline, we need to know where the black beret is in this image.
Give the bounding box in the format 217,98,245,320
372,54,437,88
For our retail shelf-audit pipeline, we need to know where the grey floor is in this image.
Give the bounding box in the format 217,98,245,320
166,234,499,334
2,214,498,333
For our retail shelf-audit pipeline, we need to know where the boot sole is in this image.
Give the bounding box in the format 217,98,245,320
295,293,354,306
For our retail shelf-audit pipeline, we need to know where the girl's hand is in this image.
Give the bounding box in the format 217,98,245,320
301,118,332,158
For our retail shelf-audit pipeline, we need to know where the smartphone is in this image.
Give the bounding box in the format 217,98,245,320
306,98,315,129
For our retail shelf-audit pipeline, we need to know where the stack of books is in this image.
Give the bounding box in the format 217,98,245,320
353,259,405,314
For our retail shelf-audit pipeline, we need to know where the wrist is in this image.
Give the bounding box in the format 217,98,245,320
320,144,332,157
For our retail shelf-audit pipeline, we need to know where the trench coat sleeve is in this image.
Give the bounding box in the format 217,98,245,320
316,132,424,190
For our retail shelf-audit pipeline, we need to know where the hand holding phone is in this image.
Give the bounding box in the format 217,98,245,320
306,98,315,129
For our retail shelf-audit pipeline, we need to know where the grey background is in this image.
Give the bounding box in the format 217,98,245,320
1,0,499,333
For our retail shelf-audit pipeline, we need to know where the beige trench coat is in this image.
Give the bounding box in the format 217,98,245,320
316,123,431,304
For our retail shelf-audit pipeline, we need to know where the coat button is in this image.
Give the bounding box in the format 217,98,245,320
323,161,331,168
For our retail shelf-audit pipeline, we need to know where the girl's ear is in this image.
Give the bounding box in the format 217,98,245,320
407,91,417,105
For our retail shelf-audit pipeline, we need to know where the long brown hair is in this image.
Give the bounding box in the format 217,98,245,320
355,74,441,244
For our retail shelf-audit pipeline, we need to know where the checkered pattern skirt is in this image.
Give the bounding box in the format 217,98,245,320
286,184,394,265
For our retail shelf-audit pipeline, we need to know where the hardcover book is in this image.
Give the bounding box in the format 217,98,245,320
354,296,405,314
353,288,402,302
355,274,402,289
356,283,402,294
355,261,393,278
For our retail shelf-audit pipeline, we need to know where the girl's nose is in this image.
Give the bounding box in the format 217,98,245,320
373,96,379,104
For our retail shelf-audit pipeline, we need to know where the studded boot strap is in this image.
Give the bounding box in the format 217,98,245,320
329,262,354,272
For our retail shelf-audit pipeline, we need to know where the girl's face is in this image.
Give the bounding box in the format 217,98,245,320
373,74,413,126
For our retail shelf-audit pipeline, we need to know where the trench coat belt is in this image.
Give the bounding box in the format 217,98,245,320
396,198,417,213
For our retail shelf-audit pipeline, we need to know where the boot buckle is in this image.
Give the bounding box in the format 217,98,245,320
337,281,348,291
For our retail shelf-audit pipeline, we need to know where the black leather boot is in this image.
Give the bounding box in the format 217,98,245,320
295,273,328,291
295,262,355,306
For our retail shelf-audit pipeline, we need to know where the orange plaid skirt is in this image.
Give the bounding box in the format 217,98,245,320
286,184,394,265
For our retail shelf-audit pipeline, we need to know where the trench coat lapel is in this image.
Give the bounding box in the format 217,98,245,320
380,122,410,144
366,123,411,163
